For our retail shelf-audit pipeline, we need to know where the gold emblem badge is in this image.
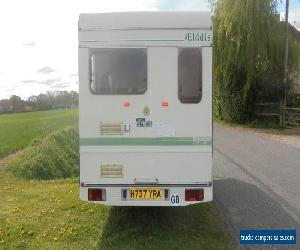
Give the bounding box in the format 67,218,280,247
143,106,150,116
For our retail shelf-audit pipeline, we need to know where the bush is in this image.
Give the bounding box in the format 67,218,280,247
288,93,300,108
214,89,253,123
8,127,79,180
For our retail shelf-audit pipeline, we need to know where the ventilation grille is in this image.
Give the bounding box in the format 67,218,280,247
100,121,123,135
101,164,123,178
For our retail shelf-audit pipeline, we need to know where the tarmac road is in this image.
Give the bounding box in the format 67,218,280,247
213,124,300,250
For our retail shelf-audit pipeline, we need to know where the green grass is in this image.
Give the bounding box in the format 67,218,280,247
0,109,78,158
8,127,79,180
0,173,232,250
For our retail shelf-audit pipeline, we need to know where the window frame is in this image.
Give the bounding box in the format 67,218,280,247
178,47,203,104
88,48,148,95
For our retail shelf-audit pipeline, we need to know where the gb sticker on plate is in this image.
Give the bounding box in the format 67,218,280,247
170,193,181,206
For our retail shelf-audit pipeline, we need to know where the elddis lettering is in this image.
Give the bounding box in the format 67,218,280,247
185,32,211,42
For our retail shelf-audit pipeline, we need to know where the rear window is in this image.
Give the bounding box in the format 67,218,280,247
178,48,202,103
90,49,147,94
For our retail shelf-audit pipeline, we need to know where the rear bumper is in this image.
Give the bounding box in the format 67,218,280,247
80,182,213,206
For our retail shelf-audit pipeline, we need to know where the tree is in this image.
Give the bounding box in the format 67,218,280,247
70,91,79,107
36,94,51,110
10,95,25,112
0,99,12,113
213,0,300,122
0,91,79,113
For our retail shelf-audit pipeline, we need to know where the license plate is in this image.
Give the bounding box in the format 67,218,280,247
130,188,163,200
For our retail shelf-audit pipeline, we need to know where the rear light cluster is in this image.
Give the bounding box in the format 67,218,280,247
185,189,204,201
88,188,106,201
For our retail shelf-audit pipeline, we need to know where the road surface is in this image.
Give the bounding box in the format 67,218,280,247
213,124,300,250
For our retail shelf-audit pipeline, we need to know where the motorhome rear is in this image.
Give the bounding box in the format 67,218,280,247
78,12,212,206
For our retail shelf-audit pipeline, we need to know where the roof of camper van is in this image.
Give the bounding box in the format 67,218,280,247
79,12,211,30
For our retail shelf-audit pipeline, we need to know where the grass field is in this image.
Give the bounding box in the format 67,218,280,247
0,110,232,249
0,173,232,250
0,109,78,158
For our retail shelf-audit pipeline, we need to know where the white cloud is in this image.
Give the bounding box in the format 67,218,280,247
155,0,209,11
21,80,37,84
37,66,56,74
38,78,62,86
22,42,36,47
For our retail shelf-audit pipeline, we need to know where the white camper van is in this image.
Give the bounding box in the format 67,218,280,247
78,12,212,206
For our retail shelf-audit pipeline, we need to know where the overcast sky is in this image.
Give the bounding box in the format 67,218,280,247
0,0,299,100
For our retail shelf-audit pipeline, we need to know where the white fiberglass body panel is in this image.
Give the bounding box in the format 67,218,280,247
79,12,213,206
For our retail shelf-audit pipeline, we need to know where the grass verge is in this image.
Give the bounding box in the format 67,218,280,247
214,116,282,129
0,173,232,250
7,127,79,180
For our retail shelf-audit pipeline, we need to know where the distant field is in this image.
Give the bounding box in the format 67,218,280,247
0,109,78,158
0,173,232,249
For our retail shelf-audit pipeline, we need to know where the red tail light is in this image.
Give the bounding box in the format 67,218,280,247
123,101,130,107
161,101,169,107
185,189,204,201
88,188,106,201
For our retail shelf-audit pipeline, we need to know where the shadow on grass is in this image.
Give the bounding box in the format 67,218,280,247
98,203,231,250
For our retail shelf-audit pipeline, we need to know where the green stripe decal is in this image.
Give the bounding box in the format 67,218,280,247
80,137,212,146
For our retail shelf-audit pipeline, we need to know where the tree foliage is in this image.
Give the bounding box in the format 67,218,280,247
0,90,79,114
213,0,300,122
